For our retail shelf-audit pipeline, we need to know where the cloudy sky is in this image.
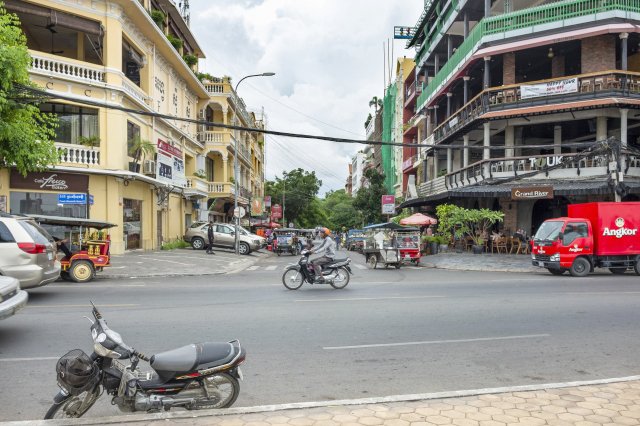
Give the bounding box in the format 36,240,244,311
188,0,423,196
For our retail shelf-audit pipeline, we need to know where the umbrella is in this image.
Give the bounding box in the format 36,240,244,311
400,213,438,226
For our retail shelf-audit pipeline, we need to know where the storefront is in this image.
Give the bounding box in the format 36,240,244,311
123,198,142,250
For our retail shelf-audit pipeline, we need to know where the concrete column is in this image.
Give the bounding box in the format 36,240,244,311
503,52,515,85
446,92,452,118
447,147,453,173
485,0,491,17
483,57,491,89
433,150,440,180
515,126,524,156
505,126,515,170
596,116,607,141
447,35,453,60
620,32,629,71
426,108,433,136
463,13,469,38
434,54,440,74
483,122,491,176
223,159,228,182
554,125,562,155
621,108,628,149
463,76,470,104
433,105,439,127
551,55,565,78
463,134,470,180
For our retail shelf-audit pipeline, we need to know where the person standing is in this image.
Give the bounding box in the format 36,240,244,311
206,221,215,254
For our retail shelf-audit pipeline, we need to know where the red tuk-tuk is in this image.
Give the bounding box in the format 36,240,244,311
28,215,116,283
396,228,421,265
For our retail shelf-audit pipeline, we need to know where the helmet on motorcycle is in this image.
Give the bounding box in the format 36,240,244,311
320,227,331,237
56,349,100,395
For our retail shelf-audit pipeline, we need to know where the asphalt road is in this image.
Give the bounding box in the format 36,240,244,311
2,251,640,421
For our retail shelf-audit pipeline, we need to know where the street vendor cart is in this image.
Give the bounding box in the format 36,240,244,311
272,228,300,256
28,215,116,283
362,222,408,269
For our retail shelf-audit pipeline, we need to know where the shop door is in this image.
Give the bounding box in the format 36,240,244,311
157,211,163,250
123,199,142,250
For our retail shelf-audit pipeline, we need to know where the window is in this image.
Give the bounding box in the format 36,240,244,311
216,225,232,234
122,39,144,87
563,222,588,245
127,121,141,156
206,157,214,182
0,222,15,243
9,192,87,218
18,221,54,244
39,103,98,145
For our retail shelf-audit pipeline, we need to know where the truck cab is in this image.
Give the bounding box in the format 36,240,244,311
532,218,594,276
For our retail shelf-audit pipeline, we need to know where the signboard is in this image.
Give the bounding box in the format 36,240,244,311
393,26,415,39
251,197,265,216
233,206,246,218
10,170,88,192
521,77,578,99
264,196,272,208
271,204,282,219
156,139,186,187
511,186,554,200
382,195,396,215
57,193,94,205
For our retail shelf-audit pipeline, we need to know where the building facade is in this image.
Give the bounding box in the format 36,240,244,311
0,0,265,253
401,0,640,234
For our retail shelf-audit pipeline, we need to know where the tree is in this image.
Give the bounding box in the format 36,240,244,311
265,168,322,226
369,96,382,112
353,168,386,225
436,204,504,246
322,189,361,230
128,136,155,172
0,5,58,176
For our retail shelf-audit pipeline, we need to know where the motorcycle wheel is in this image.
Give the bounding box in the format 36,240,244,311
330,267,350,289
282,269,304,290
44,387,100,419
194,372,239,409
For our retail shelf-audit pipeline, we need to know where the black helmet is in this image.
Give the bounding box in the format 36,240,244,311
56,349,100,395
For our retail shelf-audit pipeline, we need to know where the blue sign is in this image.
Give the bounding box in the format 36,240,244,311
58,193,92,205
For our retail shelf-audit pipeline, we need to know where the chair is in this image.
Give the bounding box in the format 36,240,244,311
504,89,516,103
509,237,523,254
580,79,593,92
492,237,508,254
465,236,474,252
594,78,604,91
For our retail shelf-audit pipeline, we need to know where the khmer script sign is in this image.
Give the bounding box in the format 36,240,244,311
520,78,578,99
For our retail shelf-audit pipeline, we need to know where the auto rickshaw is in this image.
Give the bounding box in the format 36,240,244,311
396,228,421,265
27,215,116,283
362,222,407,269
272,228,300,256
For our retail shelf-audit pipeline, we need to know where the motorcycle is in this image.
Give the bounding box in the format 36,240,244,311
44,304,245,419
281,251,353,290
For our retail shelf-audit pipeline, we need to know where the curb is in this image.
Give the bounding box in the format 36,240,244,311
10,375,640,426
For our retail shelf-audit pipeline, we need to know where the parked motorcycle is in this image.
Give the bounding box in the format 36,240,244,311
282,251,353,290
44,304,245,419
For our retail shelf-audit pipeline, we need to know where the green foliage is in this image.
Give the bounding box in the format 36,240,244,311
161,240,190,250
390,208,411,224
195,72,217,83
78,135,100,147
192,169,206,179
128,136,155,167
296,197,328,229
353,168,386,225
150,9,165,29
166,34,183,51
183,54,198,67
265,168,322,227
0,5,58,175
322,189,361,230
435,204,459,237
364,112,372,129
436,204,504,246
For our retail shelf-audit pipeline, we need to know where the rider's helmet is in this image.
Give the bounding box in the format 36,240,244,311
320,227,331,237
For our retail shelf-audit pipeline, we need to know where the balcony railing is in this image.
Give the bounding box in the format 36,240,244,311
30,51,106,84
434,71,640,144
416,0,640,110
122,79,149,105
208,182,234,194
56,143,100,166
204,81,253,127
198,130,227,144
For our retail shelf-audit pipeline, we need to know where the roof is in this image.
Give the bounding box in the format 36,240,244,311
25,214,118,229
363,222,418,231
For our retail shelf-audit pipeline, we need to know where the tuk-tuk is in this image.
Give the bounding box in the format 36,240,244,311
362,222,408,269
27,215,116,283
272,228,300,256
346,229,365,252
396,229,421,265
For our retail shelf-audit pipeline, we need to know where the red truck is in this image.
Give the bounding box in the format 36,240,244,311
531,202,640,277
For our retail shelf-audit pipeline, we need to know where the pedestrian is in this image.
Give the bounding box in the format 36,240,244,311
334,232,341,250
206,221,215,254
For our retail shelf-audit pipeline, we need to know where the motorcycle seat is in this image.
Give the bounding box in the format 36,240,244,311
326,258,349,266
150,342,235,377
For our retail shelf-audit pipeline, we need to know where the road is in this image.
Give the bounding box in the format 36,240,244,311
2,250,640,421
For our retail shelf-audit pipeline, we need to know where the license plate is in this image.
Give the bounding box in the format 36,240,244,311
47,252,53,261
537,261,544,266
237,367,243,381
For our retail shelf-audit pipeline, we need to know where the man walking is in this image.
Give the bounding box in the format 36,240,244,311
206,221,215,254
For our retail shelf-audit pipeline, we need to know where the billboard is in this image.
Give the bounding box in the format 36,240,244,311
156,139,186,187
271,204,282,219
382,195,396,215
251,197,265,216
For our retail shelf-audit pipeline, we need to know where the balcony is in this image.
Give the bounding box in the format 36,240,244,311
56,143,100,166
204,81,253,127
198,130,228,144
30,51,105,85
183,177,209,199
416,0,640,110
208,182,234,197
434,71,640,145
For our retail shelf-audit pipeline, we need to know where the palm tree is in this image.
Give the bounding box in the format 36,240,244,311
369,96,382,112
128,136,155,172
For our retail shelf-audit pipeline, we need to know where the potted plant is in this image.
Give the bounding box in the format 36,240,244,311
436,234,450,253
183,54,198,68
166,34,183,51
150,9,165,29
78,135,100,148
454,207,504,255
423,235,439,255
193,169,206,179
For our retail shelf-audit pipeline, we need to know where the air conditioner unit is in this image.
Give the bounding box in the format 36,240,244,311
143,160,156,175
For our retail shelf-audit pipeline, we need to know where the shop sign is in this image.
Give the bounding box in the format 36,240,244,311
521,77,578,99
156,139,186,188
251,197,265,216
157,140,182,157
511,186,554,200
382,195,395,215
57,194,94,205
271,204,282,219
264,196,272,207
10,170,88,192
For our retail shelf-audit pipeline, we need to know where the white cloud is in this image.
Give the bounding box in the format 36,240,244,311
189,0,422,195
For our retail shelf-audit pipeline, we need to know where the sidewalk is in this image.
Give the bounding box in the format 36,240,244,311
101,248,269,279
9,376,640,425
420,252,538,273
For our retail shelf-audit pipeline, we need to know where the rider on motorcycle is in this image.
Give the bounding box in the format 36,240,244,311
309,227,336,282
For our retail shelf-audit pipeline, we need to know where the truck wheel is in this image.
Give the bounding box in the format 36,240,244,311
609,268,627,275
569,257,590,277
548,269,565,276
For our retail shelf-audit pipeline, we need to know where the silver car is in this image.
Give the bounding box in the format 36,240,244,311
0,215,61,289
0,276,28,320
183,222,261,255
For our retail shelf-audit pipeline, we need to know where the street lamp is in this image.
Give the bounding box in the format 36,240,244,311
233,72,275,254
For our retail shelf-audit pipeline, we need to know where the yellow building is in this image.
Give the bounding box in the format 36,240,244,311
0,0,266,253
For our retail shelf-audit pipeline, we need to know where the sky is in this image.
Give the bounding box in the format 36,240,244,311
188,0,423,196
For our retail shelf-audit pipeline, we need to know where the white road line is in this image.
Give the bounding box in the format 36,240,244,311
296,296,444,303
265,265,278,271
27,304,139,309
0,357,58,362
246,266,260,271
323,334,550,350
560,291,640,295
135,257,195,266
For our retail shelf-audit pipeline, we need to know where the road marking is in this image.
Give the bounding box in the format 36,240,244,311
246,266,260,271
560,291,640,295
135,257,195,266
323,334,550,350
265,265,278,271
0,357,59,362
27,304,139,309
296,296,444,303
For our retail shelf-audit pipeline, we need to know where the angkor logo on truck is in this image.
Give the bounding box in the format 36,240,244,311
602,217,638,238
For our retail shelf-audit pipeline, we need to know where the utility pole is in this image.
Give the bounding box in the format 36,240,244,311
282,172,287,227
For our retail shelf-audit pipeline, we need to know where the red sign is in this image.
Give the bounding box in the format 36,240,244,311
382,195,395,204
264,196,272,207
271,204,282,219
157,139,182,157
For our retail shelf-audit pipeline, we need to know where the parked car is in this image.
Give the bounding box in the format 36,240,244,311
0,215,61,289
0,276,28,320
183,222,261,255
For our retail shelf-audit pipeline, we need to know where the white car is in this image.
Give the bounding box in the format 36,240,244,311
0,276,28,320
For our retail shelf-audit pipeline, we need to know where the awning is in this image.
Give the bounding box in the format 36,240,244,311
5,0,103,36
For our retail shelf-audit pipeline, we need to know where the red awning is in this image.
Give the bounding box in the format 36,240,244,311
400,213,438,226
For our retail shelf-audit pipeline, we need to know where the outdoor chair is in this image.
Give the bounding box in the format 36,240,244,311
509,237,523,254
492,237,508,254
